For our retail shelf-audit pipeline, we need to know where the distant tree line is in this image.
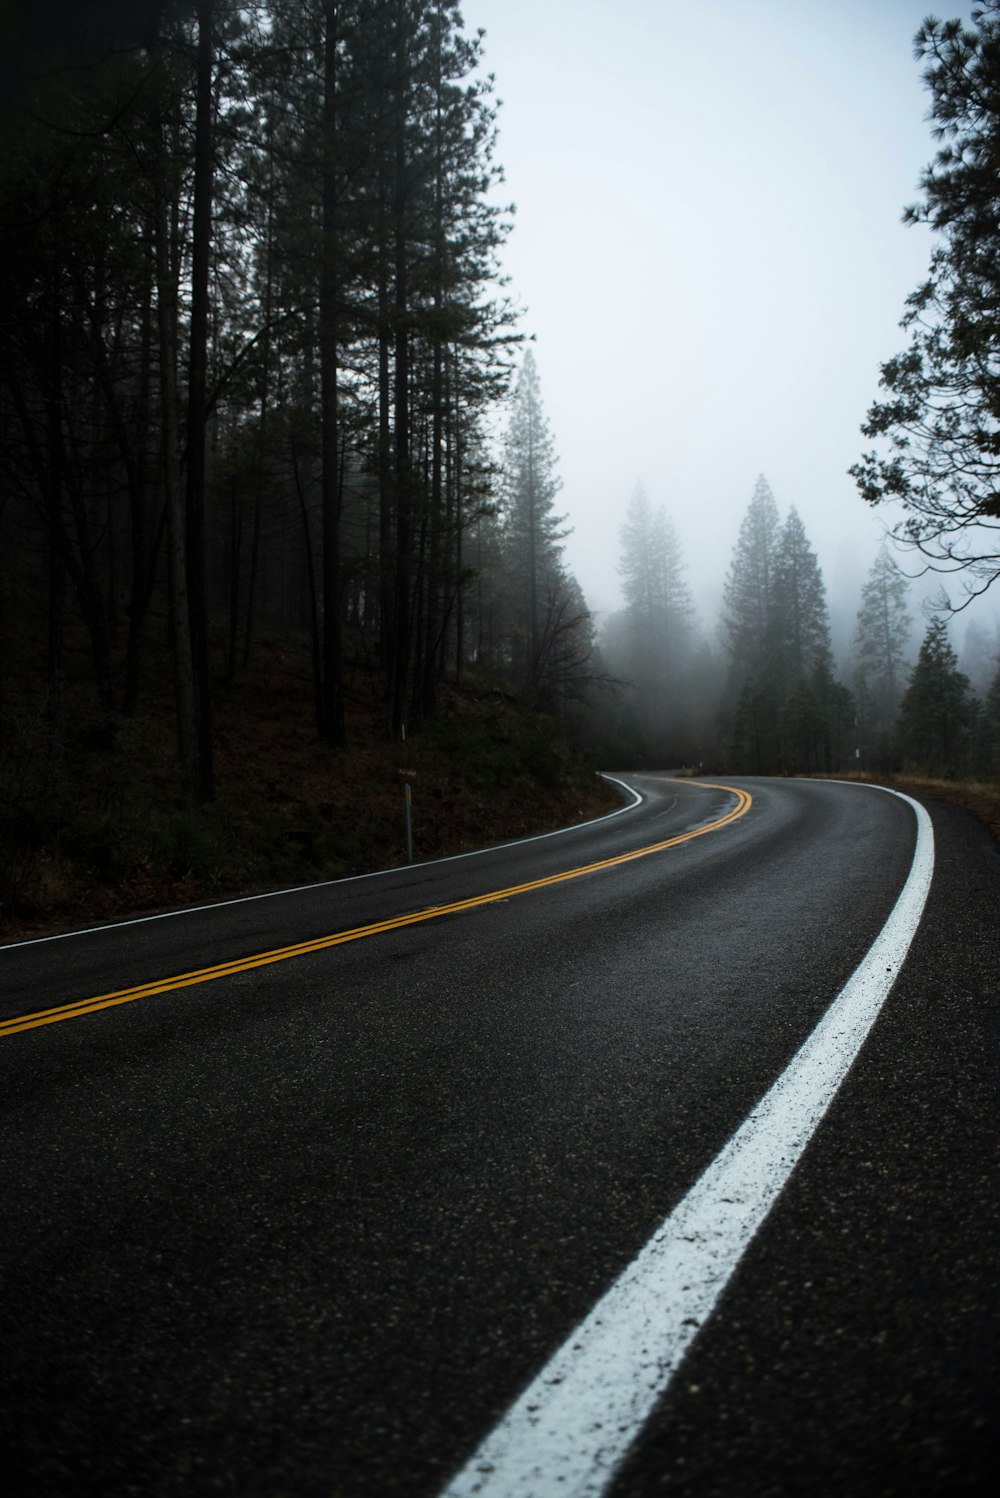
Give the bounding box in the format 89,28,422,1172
599,482,719,765
0,0,599,807
601,474,1000,782
721,477,853,775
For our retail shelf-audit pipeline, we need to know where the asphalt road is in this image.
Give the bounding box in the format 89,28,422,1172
0,774,996,1496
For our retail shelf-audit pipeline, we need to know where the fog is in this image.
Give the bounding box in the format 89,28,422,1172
466,0,996,668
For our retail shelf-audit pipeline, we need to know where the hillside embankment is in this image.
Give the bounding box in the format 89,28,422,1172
4,627,997,948
0,638,618,944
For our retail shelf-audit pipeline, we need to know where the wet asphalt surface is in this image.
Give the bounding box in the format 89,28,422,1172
0,775,996,1496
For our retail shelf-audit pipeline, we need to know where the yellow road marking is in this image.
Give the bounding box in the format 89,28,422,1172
1,782,751,1039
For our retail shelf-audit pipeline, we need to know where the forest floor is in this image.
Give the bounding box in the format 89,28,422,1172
0,631,618,945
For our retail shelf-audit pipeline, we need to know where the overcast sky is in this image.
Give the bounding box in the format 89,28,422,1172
465,0,986,649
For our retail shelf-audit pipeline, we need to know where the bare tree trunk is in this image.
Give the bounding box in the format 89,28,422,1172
319,0,345,746
527,408,539,689
419,329,444,718
225,475,241,691
64,472,117,730
452,363,466,684
45,278,66,753
123,247,154,717
242,494,262,670
389,9,411,741
377,241,393,670
185,0,215,800
239,129,276,684
419,31,446,720
291,439,324,730
153,125,198,804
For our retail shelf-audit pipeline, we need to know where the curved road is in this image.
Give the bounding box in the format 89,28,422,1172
0,775,995,1495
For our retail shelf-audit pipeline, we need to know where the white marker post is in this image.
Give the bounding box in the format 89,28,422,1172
402,722,414,863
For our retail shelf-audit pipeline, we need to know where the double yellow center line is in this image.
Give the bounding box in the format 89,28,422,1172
1,783,751,1039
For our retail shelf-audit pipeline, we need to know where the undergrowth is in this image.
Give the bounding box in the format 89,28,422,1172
0,658,616,942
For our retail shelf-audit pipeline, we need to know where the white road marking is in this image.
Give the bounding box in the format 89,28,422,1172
439,786,934,1498
0,775,644,952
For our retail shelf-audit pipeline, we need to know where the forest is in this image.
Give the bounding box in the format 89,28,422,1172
1,0,999,935
602,474,1000,781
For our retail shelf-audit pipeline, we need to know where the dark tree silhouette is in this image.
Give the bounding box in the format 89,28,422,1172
852,4,1000,604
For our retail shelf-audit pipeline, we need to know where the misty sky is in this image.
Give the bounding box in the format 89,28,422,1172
466,0,990,653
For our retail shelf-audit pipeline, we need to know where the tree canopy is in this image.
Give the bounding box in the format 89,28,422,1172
0,0,524,787
851,2,1000,605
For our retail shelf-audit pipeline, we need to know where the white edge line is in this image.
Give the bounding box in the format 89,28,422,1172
438,785,934,1498
0,773,645,952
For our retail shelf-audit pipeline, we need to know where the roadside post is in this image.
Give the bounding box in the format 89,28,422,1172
401,722,414,863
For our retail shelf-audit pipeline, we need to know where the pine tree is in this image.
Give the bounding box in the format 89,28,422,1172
960,616,1000,695
767,508,840,771
852,542,912,758
619,487,693,669
231,0,513,737
502,350,567,690
0,0,525,832
619,484,658,624
723,476,780,683
767,507,832,690
897,617,976,775
539,571,599,716
981,662,1000,775
723,487,849,773
722,477,781,771
650,509,695,662
615,484,696,759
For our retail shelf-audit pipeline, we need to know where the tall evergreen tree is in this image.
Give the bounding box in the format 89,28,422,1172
649,509,694,663
502,350,566,691
852,542,912,757
620,485,694,664
615,483,697,759
536,571,599,717
767,506,833,691
897,617,976,775
960,615,1000,695
766,508,838,772
723,484,849,773
619,483,658,623
980,661,1000,775
723,475,780,683
722,476,780,770
186,0,217,797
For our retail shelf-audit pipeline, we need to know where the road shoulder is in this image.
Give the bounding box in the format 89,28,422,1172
615,791,999,1496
